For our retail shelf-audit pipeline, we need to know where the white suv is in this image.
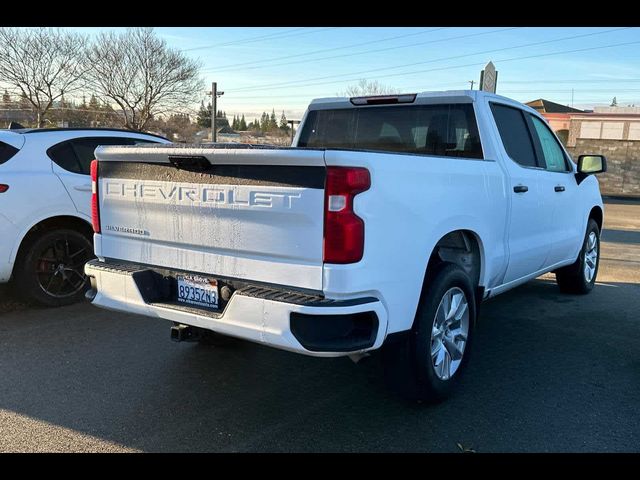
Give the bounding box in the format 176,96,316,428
0,127,170,306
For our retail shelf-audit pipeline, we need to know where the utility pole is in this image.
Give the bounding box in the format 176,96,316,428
287,120,300,144
211,82,217,143
468,80,475,90
209,82,224,143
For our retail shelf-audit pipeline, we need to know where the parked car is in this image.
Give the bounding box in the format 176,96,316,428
85,91,606,401
0,127,170,306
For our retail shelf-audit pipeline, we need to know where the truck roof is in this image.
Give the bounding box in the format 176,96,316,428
308,90,539,115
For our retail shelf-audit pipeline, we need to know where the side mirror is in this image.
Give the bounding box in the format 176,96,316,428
576,155,607,185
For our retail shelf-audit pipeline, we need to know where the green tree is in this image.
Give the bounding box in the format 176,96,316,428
240,114,247,131
260,112,268,131
88,94,100,111
269,109,278,131
197,101,211,128
279,110,289,131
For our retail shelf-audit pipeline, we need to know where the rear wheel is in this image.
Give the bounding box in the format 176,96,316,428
383,263,476,402
15,229,94,307
555,219,600,294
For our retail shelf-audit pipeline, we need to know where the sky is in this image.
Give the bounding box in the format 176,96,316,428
71,26,640,121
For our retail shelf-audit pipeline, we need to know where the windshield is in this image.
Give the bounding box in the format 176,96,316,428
298,103,483,159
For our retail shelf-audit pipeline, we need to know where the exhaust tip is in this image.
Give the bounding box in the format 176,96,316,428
85,288,97,302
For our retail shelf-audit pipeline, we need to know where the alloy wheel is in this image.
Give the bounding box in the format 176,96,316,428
583,231,598,283
35,235,91,298
430,287,470,381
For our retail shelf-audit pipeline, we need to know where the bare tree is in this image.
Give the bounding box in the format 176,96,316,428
84,28,204,131
340,79,399,97
0,28,88,127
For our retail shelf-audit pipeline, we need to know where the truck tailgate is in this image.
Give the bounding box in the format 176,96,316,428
94,146,326,291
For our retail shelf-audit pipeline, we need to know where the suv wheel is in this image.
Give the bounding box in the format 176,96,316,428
15,229,94,307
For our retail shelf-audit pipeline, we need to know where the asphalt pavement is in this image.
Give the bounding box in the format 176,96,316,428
0,199,638,452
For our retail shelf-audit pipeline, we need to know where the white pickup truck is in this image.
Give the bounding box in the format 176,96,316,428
85,90,606,401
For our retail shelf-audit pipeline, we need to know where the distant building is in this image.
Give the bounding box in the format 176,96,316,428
567,109,640,147
524,99,640,196
525,99,584,145
566,107,640,197
526,98,583,115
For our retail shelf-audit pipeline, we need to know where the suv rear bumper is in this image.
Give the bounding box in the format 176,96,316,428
84,259,388,357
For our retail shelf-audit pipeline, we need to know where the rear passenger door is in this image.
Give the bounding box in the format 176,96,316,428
49,136,156,218
489,103,554,284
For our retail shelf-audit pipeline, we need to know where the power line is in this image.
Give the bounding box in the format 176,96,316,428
182,27,337,52
501,78,640,84
203,27,520,74
201,28,450,72
220,85,640,101
226,27,633,94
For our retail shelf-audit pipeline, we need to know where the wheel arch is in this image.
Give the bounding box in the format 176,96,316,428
422,229,485,303
11,215,93,278
589,205,603,232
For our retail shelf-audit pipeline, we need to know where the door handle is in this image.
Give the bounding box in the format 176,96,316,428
513,185,528,193
554,185,565,192
73,184,92,192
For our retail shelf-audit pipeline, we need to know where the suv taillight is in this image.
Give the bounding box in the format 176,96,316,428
90,160,100,233
323,166,370,264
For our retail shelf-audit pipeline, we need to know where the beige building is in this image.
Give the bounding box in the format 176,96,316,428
565,106,640,197
567,107,640,147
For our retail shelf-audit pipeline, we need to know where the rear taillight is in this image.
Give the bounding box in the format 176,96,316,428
90,160,100,233
323,167,370,264
0,184,9,193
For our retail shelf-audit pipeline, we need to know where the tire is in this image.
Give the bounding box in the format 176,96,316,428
555,219,600,295
14,228,94,307
383,263,476,403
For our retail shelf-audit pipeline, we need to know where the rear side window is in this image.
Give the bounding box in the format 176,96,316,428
48,136,159,175
490,103,538,168
0,141,19,165
48,141,82,173
298,103,483,159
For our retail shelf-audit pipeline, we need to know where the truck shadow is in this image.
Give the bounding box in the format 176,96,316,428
0,277,639,452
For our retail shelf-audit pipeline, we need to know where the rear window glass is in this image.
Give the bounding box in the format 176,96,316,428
48,136,160,175
0,141,19,165
297,103,483,159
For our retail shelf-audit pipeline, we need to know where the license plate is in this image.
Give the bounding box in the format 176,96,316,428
176,275,219,309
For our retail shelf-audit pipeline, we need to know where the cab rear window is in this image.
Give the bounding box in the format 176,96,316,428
298,103,483,159
0,141,19,165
